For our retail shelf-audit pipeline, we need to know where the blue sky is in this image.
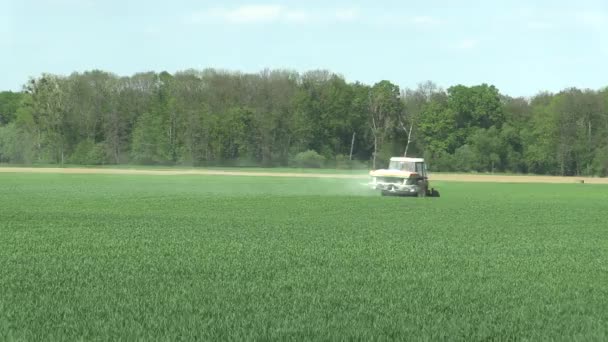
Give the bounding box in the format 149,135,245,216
3,0,607,96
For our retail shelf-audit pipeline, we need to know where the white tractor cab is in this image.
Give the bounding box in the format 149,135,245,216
369,157,440,197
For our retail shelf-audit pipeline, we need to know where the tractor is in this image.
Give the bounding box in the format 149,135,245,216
369,157,440,197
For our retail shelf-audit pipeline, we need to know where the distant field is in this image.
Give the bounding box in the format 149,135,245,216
0,163,369,174
1,174,607,340
0,163,596,176
1,165,607,183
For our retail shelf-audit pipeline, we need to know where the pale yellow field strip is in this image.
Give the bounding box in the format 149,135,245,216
1,167,607,184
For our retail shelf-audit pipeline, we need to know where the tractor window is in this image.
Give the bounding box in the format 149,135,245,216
415,162,425,176
389,161,415,171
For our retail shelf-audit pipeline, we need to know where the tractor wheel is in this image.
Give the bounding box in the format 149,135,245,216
431,189,440,197
417,189,426,198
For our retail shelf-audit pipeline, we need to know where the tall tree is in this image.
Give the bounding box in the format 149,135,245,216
25,74,72,164
368,80,402,169
400,81,442,157
0,91,24,125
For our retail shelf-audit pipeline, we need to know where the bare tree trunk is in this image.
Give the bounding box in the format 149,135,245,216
370,110,379,170
588,120,592,175
170,113,177,162
349,132,356,160
373,134,377,170
114,145,119,164
397,116,414,157
588,120,592,147
284,135,291,166
403,125,413,157
60,142,64,167
560,150,565,176
37,129,42,162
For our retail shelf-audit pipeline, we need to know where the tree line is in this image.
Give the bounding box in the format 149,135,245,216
0,69,607,176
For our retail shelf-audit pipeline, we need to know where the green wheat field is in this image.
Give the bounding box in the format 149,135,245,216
1,173,607,340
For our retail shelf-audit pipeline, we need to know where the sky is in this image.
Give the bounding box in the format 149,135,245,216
2,0,608,96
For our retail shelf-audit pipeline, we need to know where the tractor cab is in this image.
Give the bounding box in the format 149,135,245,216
369,157,438,197
387,158,427,179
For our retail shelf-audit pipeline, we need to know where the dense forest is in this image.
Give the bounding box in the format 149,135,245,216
0,69,607,176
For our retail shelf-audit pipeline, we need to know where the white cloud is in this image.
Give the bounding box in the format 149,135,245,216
411,15,440,26
0,11,14,47
214,5,282,23
335,8,360,22
186,5,446,28
526,21,554,30
574,11,608,57
186,5,320,24
44,0,94,7
284,9,309,23
366,13,442,29
518,9,608,32
575,11,608,30
457,39,478,49
187,5,367,25
516,7,535,17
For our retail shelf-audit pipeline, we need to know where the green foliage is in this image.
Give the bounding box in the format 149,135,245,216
0,123,19,163
418,94,458,153
0,91,23,124
334,153,350,169
130,112,170,164
468,127,503,172
291,149,326,168
448,84,504,129
368,80,404,168
2,174,608,340
453,144,478,171
424,150,455,172
592,146,608,176
69,139,107,165
334,154,369,169
1,69,607,175
0,123,36,163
